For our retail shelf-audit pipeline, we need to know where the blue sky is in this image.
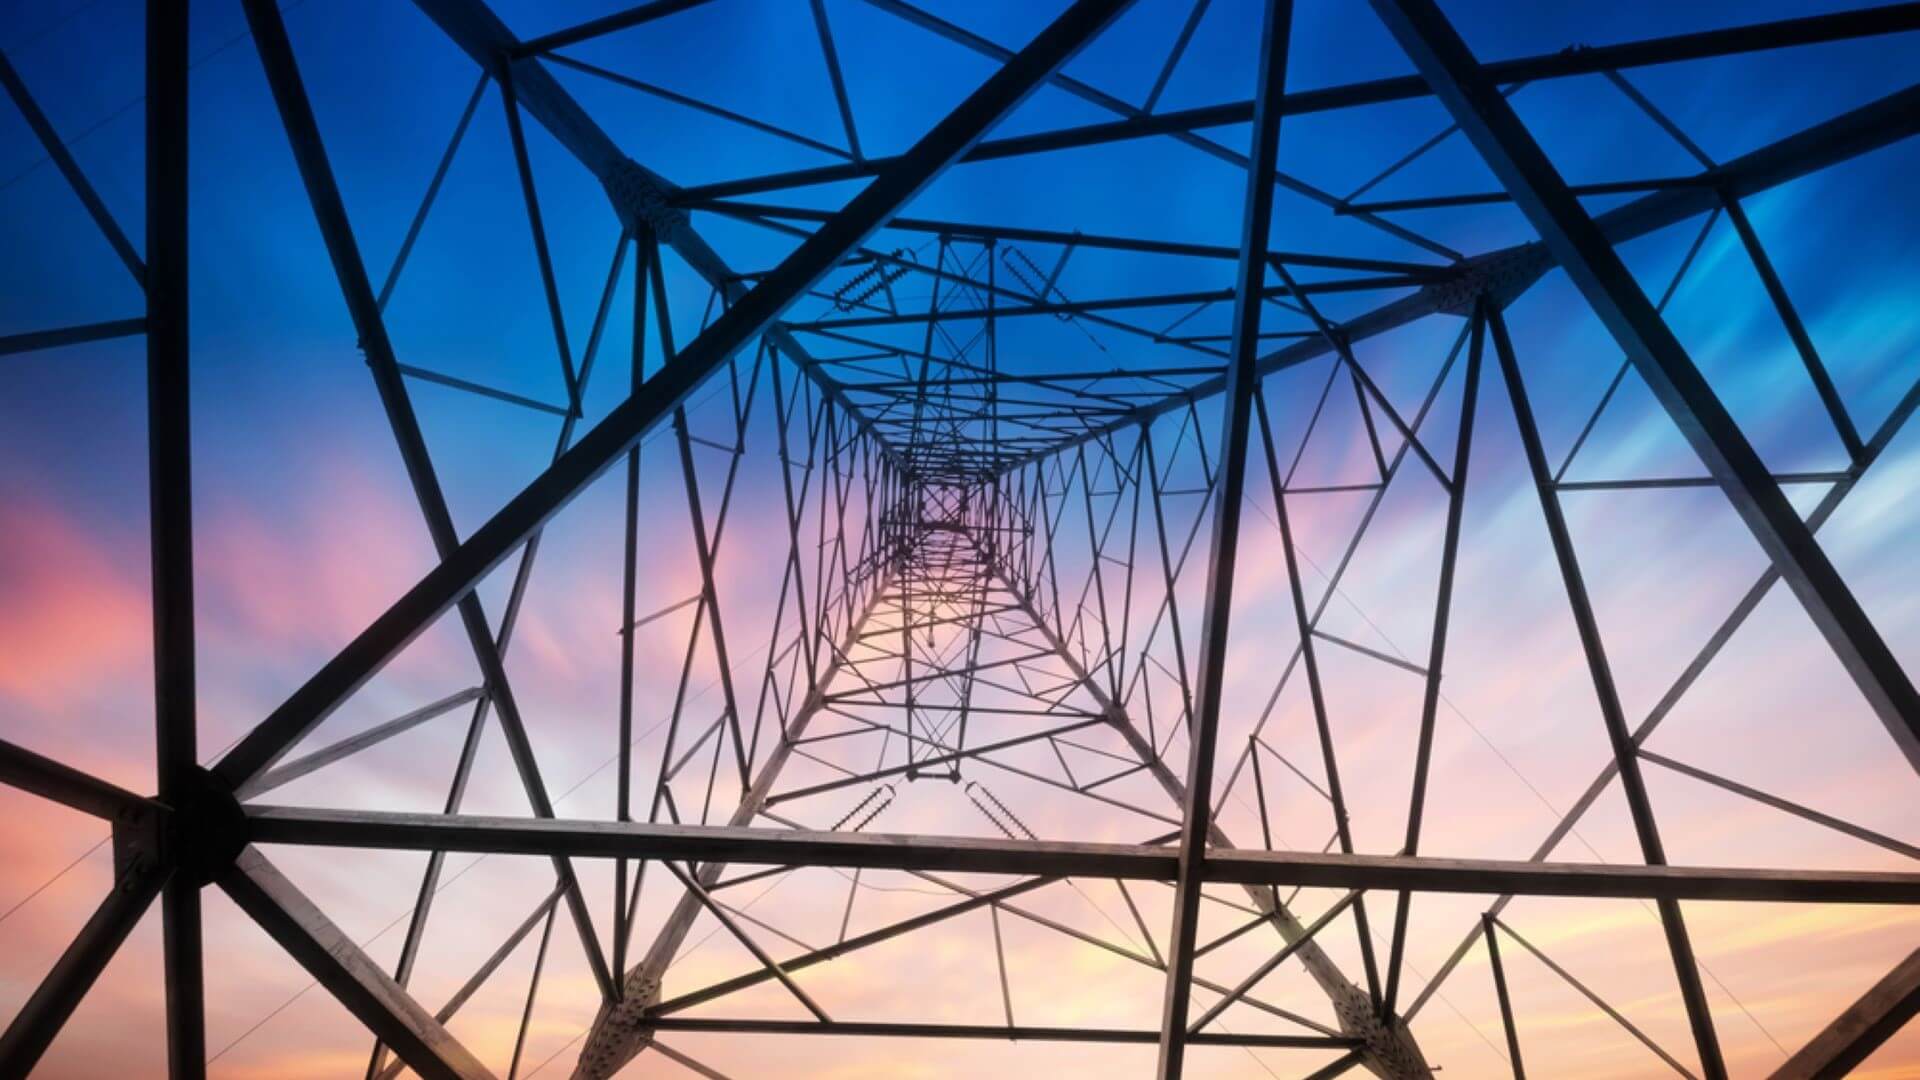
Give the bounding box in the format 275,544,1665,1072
2,1,1918,1076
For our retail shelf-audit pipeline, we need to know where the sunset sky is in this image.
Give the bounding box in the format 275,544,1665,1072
2,0,1918,1076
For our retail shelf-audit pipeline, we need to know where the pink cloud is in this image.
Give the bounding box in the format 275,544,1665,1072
197,454,444,659
0,491,151,717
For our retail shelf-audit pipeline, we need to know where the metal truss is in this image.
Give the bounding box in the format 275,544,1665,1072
3,1,1919,1077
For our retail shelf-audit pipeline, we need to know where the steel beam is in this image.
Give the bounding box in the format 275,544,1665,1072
145,4,204,1073
411,0,888,455
1372,0,1920,781
364,236,629,1080
238,0,613,1001
1403,364,1920,1031
4,2,1913,1074
243,807,1920,904
236,688,488,800
0,45,145,286
0,859,166,1073
1772,948,1920,1079
984,545,1395,1054
217,848,494,1080
219,0,1130,790
571,274,896,1073
1156,3,1292,1075
367,890,565,1080
512,0,719,56
0,737,159,822
577,574,892,1077
694,200,1446,276
639,1018,1353,1047
1721,194,1862,459
1018,78,1920,469
1487,300,1725,1077
1483,915,1525,1079
0,316,148,356
670,4,1920,202
784,277,1427,330
1491,917,1694,1076
1382,301,1484,1015
858,0,1454,260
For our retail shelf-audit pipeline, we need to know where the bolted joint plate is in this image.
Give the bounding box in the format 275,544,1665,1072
110,800,169,891
573,974,662,1079
603,157,689,238
169,766,250,886
1332,983,1433,1079
1422,244,1550,316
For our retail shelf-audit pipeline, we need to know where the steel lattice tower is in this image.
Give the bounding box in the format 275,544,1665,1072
3,1,1919,1077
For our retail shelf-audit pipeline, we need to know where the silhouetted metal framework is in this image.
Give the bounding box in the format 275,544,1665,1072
2,1,1918,1077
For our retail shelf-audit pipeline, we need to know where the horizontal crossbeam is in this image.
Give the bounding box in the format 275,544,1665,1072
247,807,1920,904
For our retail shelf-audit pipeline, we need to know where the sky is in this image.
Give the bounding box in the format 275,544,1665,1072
1,0,1918,1076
